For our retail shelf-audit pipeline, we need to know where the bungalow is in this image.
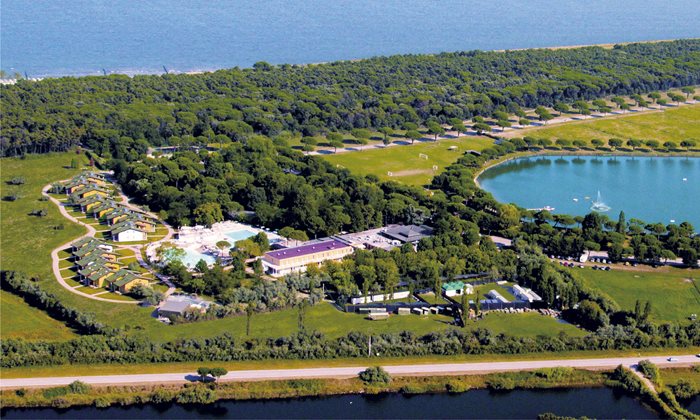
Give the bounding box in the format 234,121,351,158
442,281,474,297
102,208,130,225
72,194,105,212
121,213,157,232
85,266,115,288
511,284,542,302
106,269,147,293
111,221,147,242
64,178,90,195
76,254,120,271
72,237,97,251
262,238,354,277
71,184,110,200
92,201,118,218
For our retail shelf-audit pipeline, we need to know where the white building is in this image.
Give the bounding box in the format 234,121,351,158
511,285,543,302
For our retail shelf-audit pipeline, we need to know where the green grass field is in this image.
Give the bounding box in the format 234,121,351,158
577,268,700,323
323,136,494,186
661,367,700,389
509,104,700,144
0,290,78,341
467,312,587,338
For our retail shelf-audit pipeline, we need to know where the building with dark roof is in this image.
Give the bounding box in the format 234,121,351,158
262,238,354,277
381,224,434,245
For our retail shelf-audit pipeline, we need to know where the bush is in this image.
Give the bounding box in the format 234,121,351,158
94,396,111,408
175,385,216,404
486,375,516,391
15,388,26,397
445,380,470,393
636,360,660,385
358,366,391,386
149,388,173,404
670,379,698,400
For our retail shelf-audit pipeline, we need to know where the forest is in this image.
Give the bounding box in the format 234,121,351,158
2,40,700,156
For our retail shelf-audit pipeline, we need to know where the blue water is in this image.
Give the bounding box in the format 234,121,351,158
478,156,700,228
0,388,658,419
225,229,257,243
2,0,700,77
179,248,217,268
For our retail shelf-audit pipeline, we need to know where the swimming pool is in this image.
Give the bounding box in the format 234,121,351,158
225,229,257,243
179,248,217,268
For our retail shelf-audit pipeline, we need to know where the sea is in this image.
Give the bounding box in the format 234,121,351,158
2,0,700,78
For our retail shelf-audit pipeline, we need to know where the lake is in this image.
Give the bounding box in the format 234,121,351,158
2,0,700,77
0,388,662,419
477,156,700,228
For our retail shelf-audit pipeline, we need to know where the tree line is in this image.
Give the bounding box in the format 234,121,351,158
2,40,700,156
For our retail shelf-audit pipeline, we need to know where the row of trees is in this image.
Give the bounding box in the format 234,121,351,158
3,40,700,156
3,320,699,368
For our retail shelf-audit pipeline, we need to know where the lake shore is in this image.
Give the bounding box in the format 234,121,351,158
0,368,608,409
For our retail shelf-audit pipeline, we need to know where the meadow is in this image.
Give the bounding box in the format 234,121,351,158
577,267,700,323
505,104,700,144
323,136,494,186
0,290,77,341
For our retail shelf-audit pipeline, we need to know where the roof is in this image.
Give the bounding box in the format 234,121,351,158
382,225,434,243
442,281,465,291
72,237,96,249
113,272,140,287
111,221,146,235
88,267,114,282
265,238,351,261
159,300,192,314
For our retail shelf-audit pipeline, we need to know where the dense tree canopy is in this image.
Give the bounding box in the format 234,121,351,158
2,40,700,156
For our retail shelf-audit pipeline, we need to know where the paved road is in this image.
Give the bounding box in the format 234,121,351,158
3,355,698,389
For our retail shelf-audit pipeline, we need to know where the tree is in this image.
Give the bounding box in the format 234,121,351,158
351,128,371,148
616,211,626,234
681,86,695,99
300,136,318,153
591,138,604,148
648,92,661,108
215,240,231,258
197,367,211,381
209,367,228,383
680,139,697,151
663,141,677,150
246,304,255,336
326,132,344,153
572,100,590,115
608,138,623,149
668,92,684,105
472,122,491,134
645,140,659,149
553,102,569,116
626,139,642,150
449,119,466,135
359,366,391,385
519,118,530,126
193,202,223,227
426,121,445,141
297,298,308,332
496,119,511,132
405,129,422,144
534,106,554,123
379,127,394,146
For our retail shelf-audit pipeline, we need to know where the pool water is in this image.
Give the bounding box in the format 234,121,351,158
179,248,217,268
226,229,257,243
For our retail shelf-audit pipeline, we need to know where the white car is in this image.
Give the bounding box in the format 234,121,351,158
667,357,679,362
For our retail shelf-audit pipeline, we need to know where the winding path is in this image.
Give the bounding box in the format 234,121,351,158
44,177,177,303
2,354,698,389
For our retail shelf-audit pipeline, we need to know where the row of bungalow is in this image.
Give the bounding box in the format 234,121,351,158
71,237,149,293
61,172,156,242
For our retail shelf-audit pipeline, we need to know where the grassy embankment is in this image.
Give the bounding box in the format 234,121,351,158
0,290,77,341
0,368,610,409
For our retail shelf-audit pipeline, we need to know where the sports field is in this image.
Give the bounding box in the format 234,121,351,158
323,136,494,186
507,104,700,144
577,267,700,323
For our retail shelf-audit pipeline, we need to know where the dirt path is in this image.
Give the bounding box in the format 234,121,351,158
43,183,138,304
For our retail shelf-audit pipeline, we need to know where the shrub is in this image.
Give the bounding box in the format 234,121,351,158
94,396,111,408
175,385,216,404
486,375,516,391
636,360,660,385
15,388,26,397
150,388,173,404
358,366,391,386
68,380,91,394
670,379,698,400
445,380,470,393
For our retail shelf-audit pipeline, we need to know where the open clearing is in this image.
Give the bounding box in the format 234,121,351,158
503,104,700,144
577,267,700,323
0,290,77,341
323,136,494,186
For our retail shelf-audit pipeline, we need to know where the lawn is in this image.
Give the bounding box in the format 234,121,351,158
507,104,700,144
0,290,78,341
469,282,516,302
466,312,587,338
128,302,456,343
417,292,450,305
577,267,700,323
323,136,494,186
661,367,700,388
